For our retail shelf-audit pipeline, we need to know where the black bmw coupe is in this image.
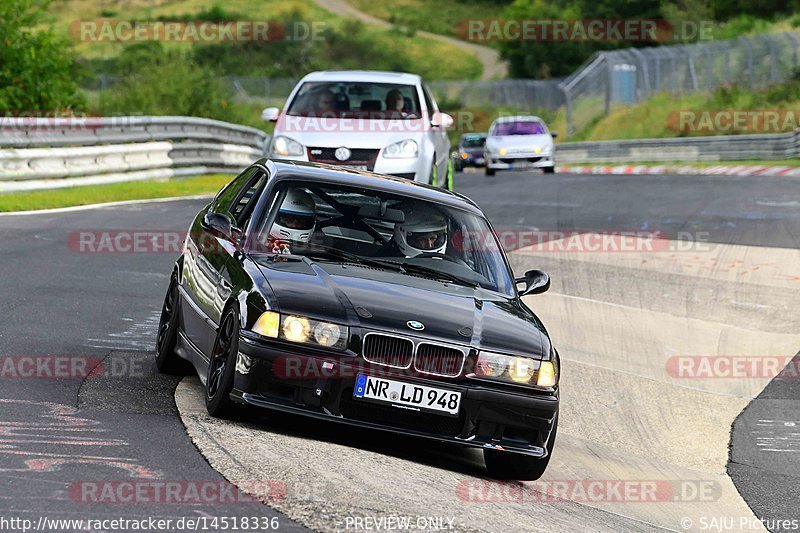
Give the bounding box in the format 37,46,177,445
156,159,560,480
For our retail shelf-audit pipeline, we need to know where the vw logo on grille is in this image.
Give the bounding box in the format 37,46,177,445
406,320,425,331
334,147,351,161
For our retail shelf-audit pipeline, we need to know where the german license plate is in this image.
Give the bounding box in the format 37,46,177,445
353,374,461,416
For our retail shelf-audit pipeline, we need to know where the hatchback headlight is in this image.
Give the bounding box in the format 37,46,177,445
272,136,304,157
474,351,558,387
382,139,418,158
251,312,348,350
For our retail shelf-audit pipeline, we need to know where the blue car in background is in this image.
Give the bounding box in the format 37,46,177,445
452,133,487,172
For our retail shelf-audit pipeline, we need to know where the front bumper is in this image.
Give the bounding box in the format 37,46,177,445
454,153,486,167
486,153,554,171
232,334,559,457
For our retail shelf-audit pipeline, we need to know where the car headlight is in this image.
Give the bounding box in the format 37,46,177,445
382,139,418,159
251,312,348,350
498,148,507,156
474,351,558,387
272,136,304,157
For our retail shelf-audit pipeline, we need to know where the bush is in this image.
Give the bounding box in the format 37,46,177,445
96,45,252,125
0,0,85,112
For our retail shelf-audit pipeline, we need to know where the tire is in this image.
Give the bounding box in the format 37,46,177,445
484,414,558,481
485,165,495,176
543,166,555,174
454,161,463,173
155,273,191,375
205,308,240,418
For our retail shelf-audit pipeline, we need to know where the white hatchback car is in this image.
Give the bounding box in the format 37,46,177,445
262,71,454,188
484,116,557,176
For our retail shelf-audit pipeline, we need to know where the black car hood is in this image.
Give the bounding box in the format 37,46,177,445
252,256,549,358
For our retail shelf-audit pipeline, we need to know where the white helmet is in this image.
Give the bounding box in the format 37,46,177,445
271,188,316,242
393,203,448,257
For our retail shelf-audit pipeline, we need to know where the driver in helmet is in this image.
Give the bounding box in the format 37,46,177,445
268,188,316,253
392,203,448,257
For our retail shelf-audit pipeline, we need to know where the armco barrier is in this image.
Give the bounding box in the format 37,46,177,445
0,116,268,192
556,130,800,164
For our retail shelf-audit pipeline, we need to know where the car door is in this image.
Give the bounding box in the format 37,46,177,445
180,167,262,357
215,168,270,327
422,83,450,182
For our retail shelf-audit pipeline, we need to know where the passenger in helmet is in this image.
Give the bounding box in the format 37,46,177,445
392,203,448,257
270,188,317,245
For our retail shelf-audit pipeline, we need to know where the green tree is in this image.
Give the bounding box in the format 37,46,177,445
0,0,84,112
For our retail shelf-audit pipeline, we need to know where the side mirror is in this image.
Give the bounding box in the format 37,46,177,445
515,269,550,296
431,112,454,128
550,131,558,138
261,107,280,122
202,212,233,238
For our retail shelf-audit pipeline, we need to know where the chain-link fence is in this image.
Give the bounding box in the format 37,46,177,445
560,31,800,138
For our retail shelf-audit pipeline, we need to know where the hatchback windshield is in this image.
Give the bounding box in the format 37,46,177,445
461,135,486,148
253,180,515,296
492,121,546,136
286,82,422,119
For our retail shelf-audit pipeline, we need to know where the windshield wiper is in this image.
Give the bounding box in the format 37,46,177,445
298,246,407,272
396,262,479,287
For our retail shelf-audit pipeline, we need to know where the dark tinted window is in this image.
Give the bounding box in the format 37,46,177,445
231,170,267,227
213,168,258,215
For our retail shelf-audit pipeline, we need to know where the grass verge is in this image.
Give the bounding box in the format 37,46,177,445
0,174,233,213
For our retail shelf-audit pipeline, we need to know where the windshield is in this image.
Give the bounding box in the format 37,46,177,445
286,82,423,119
252,180,515,296
492,120,546,136
461,135,486,148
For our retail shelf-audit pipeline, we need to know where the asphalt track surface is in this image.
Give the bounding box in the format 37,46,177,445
0,170,798,532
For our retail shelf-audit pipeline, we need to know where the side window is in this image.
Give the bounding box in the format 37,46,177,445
421,84,437,113
230,170,268,227
212,168,258,214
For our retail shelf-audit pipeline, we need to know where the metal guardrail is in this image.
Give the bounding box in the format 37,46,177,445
0,116,268,192
556,130,800,164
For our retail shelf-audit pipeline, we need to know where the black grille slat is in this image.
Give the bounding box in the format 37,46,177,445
307,147,379,170
363,334,413,368
414,344,465,377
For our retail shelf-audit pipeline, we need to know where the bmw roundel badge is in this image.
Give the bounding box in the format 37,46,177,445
406,320,425,331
